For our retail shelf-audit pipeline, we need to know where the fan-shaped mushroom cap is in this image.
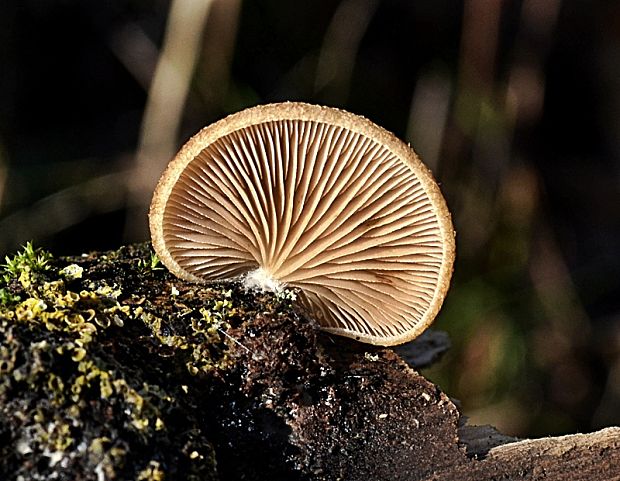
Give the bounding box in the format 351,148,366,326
149,102,455,346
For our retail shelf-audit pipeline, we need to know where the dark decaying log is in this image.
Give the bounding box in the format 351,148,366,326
0,244,618,480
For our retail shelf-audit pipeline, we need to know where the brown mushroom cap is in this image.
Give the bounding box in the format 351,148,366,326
149,102,455,346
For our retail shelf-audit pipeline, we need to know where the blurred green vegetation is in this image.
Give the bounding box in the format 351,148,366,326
1,0,619,437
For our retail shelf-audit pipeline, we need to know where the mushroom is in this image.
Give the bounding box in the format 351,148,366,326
149,102,455,346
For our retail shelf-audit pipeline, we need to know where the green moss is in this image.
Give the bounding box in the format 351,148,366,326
137,253,164,272
2,241,53,287
0,288,20,306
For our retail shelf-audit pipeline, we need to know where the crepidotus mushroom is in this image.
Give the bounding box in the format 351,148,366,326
149,102,455,346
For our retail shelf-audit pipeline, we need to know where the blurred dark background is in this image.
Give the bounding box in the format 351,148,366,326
1,0,619,437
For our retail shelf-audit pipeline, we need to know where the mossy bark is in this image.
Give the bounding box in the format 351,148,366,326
0,243,618,480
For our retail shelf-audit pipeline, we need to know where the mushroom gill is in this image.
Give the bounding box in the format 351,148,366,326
149,102,455,346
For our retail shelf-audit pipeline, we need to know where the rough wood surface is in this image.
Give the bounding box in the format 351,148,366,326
0,244,618,480
456,426,620,480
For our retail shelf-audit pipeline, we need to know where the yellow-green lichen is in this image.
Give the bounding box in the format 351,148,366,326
136,460,166,481
59,263,84,280
140,288,237,376
0,243,219,480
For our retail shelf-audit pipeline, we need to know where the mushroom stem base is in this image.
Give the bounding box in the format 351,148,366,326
242,267,283,293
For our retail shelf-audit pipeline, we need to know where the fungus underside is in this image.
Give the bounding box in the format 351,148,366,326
150,102,455,346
